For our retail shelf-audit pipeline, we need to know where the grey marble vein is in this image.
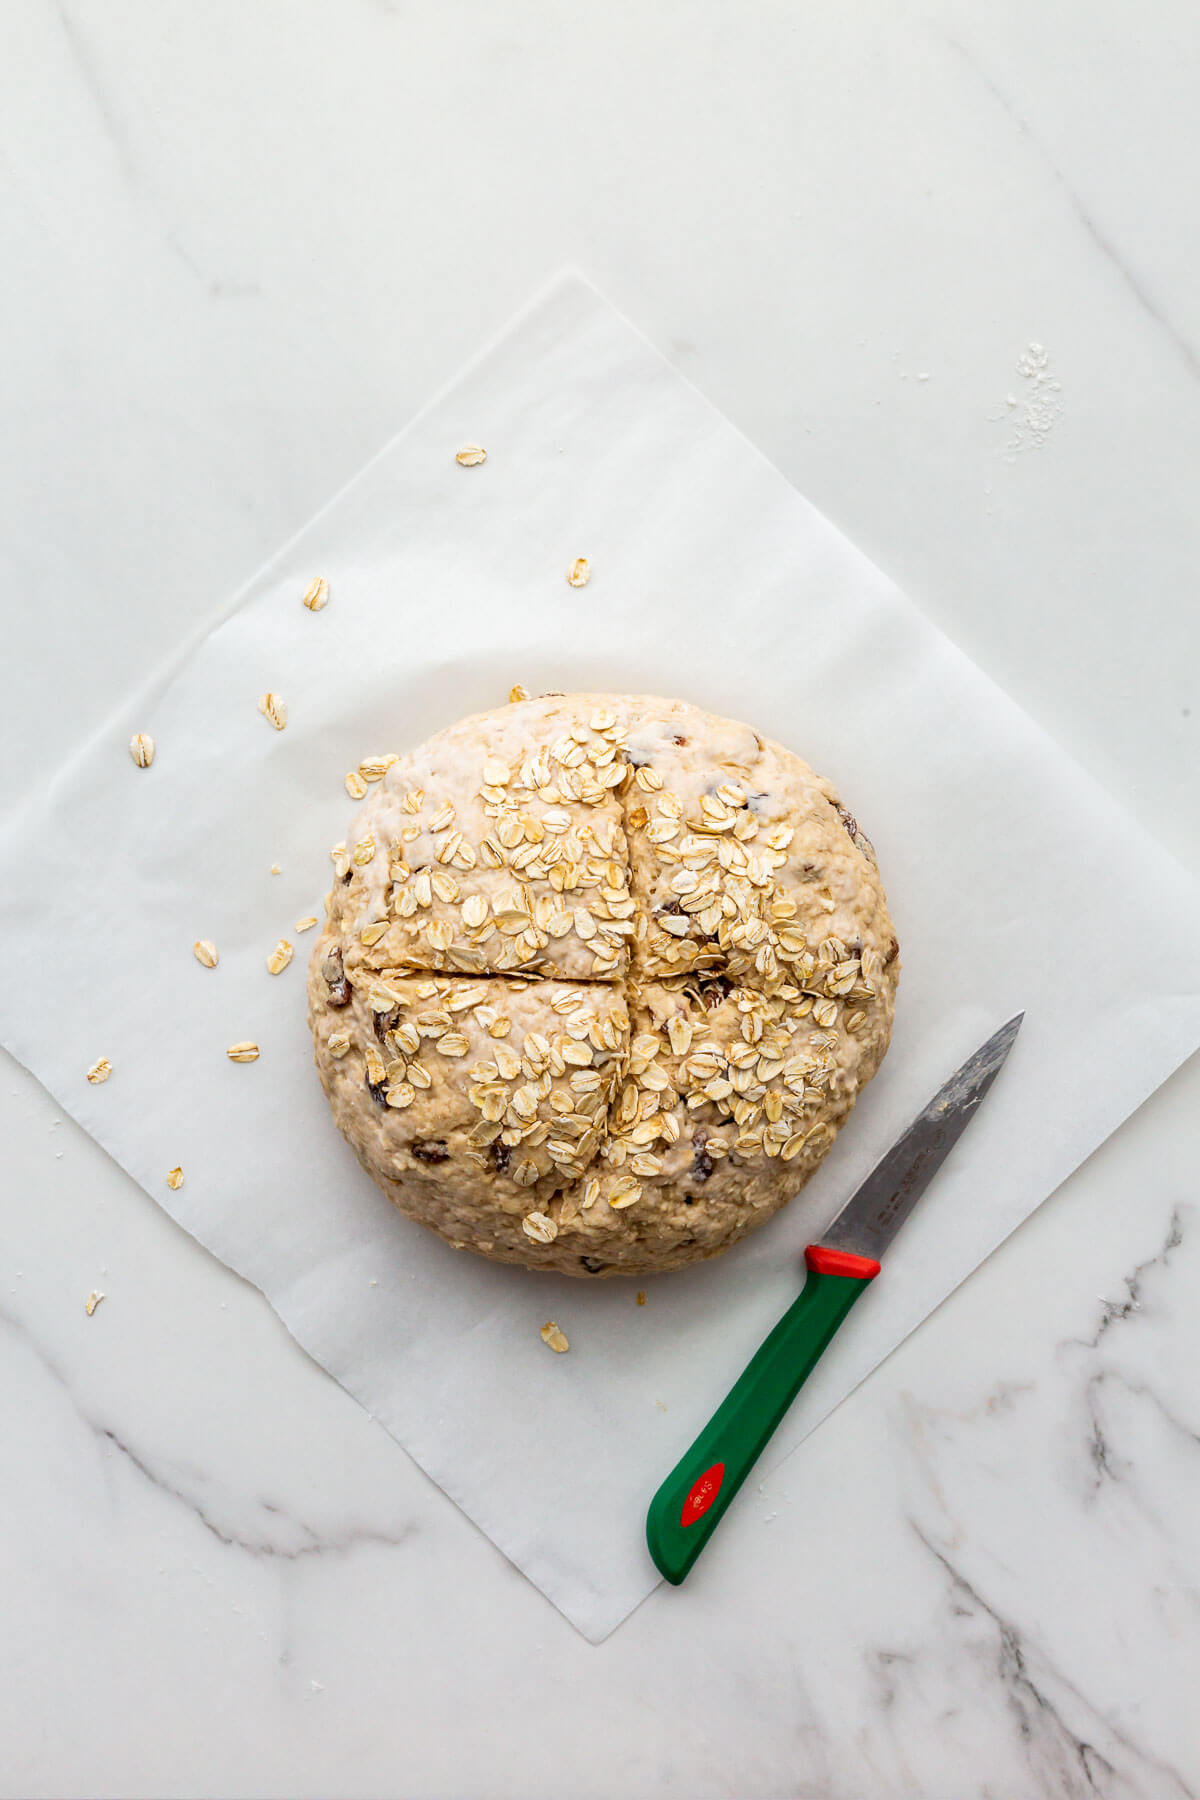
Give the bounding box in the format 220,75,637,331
0,1301,413,1565
911,1523,1196,1800
1075,1207,1185,1350
865,1645,916,1714
96,1426,415,1563
52,1,227,291
1082,1371,1128,1493
52,1,142,198
943,36,1200,381
1083,1368,1200,1500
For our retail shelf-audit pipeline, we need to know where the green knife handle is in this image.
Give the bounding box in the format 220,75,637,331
646,1245,881,1584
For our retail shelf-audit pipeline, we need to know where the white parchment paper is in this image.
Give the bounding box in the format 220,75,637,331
3,273,1198,1641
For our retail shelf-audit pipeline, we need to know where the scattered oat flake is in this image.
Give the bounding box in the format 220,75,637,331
294,915,318,933
636,1290,646,1306
227,1041,260,1063
359,755,397,782
86,1058,112,1085
302,576,330,611
84,1290,104,1316
456,445,487,466
193,939,219,968
129,733,155,768
567,558,590,588
166,1167,184,1190
540,1321,570,1353
345,769,368,800
258,692,287,731
270,863,282,875
509,684,529,703
266,939,294,975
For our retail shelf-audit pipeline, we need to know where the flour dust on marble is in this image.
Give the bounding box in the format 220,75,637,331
995,341,1065,460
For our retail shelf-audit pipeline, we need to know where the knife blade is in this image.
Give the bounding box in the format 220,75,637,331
645,1014,1024,1585
820,1011,1025,1264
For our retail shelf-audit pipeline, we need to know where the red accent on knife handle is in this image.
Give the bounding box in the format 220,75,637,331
680,1462,725,1527
804,1244,881,1280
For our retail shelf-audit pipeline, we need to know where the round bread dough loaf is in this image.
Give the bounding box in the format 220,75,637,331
309,693,899,1276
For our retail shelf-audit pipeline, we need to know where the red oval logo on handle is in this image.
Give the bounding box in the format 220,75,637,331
681,1461,725,1528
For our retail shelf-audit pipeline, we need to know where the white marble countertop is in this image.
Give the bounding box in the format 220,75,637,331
2,4,1198,1796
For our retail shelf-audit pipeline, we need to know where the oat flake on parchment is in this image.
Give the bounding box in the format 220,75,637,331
266,939,294,975
258,692,287,731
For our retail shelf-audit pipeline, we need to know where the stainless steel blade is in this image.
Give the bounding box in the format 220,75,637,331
821,1013,1024,1264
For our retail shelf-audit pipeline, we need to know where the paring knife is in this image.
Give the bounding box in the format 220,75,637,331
646,1013,1024,1584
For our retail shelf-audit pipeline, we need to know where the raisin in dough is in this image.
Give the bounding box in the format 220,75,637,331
309,693,899,1276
